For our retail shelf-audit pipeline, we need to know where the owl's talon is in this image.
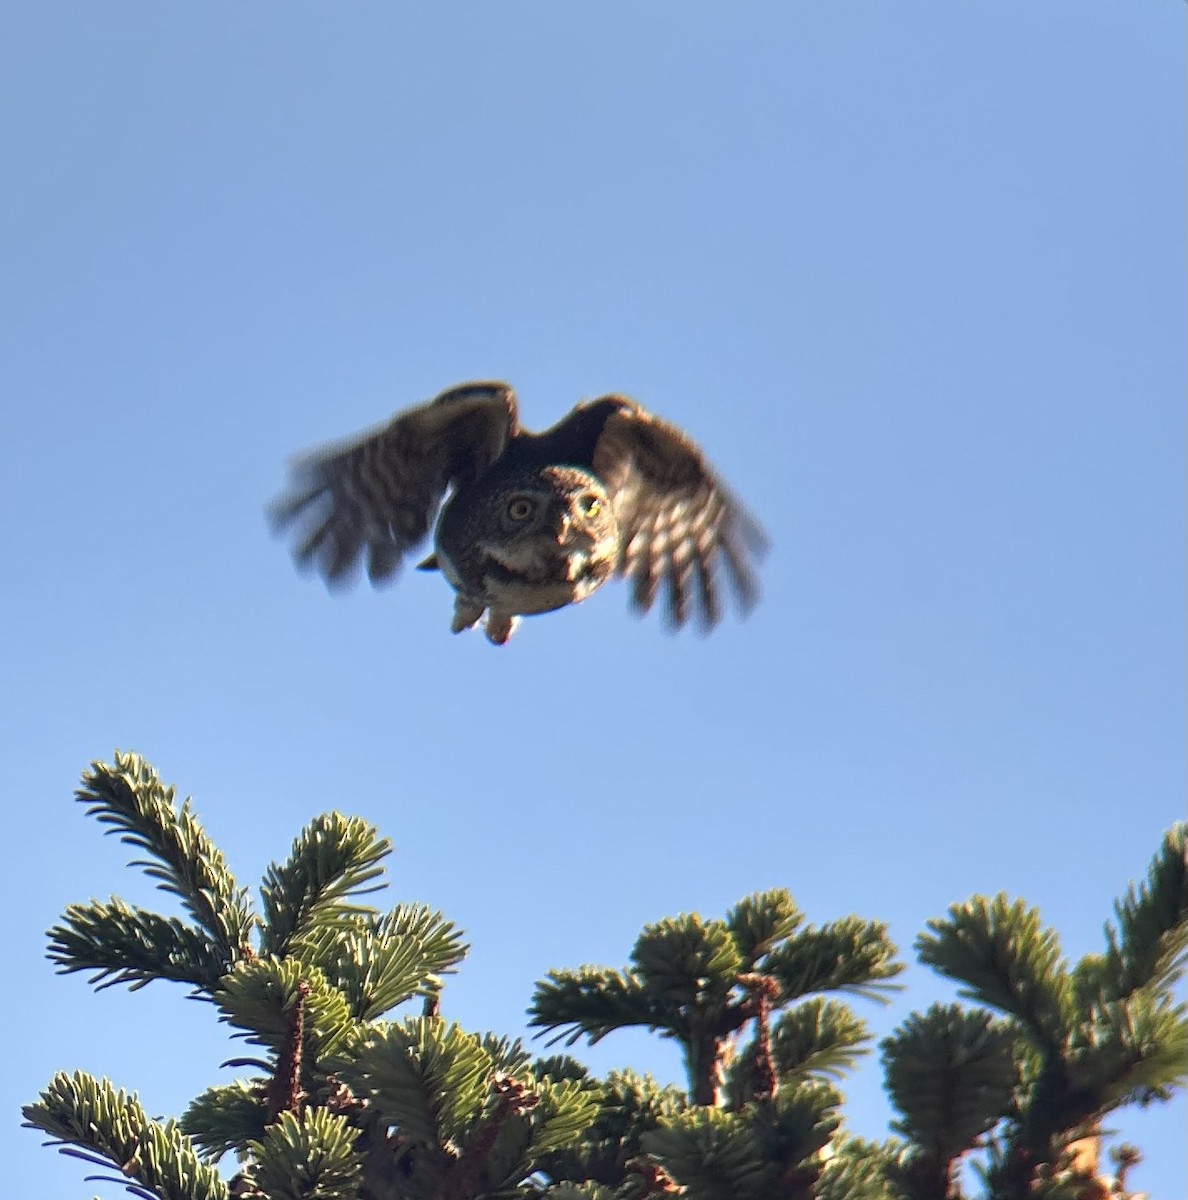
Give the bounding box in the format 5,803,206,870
451,596,485,634
484,612,519,645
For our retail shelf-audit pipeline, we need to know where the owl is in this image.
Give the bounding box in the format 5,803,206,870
270,381,766,644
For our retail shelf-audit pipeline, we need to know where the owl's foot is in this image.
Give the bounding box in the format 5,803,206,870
450,595,485,634
484,611,520,645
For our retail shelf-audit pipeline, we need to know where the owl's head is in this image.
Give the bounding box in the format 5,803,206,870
437,464,620,614
480,463,619,579
490,465,614,540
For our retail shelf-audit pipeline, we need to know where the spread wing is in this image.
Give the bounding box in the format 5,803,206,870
590,399,768,629
270,382,518,587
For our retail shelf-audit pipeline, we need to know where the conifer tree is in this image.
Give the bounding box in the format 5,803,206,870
528,887,902,1197
23,753,1187,1200
880,822,1188,1200
25,753,595,1200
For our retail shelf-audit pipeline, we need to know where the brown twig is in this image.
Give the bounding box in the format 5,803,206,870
265,979,309,1122
738,972,780,1103
439,1076,539,1200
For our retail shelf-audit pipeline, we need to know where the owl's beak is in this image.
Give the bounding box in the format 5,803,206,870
551,511,573,543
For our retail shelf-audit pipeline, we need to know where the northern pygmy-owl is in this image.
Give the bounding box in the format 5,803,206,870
270,382,766,644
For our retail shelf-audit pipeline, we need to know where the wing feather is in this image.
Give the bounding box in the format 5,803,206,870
592,401,767,629
270,382,518,588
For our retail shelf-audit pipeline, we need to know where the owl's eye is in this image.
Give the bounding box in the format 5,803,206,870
506,497,535,522
580,494,603,517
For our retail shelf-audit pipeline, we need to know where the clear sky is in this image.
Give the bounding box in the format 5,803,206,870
3,4,1184,1196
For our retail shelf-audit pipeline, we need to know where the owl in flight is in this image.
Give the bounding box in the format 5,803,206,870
270,382,766,644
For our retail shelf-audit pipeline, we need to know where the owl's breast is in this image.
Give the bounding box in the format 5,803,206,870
436,536,617,616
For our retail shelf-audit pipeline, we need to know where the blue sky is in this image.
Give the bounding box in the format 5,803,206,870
3,3,1184,1196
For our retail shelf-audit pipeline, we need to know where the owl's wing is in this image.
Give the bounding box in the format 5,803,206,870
270,382,519,587
590,400,768,629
